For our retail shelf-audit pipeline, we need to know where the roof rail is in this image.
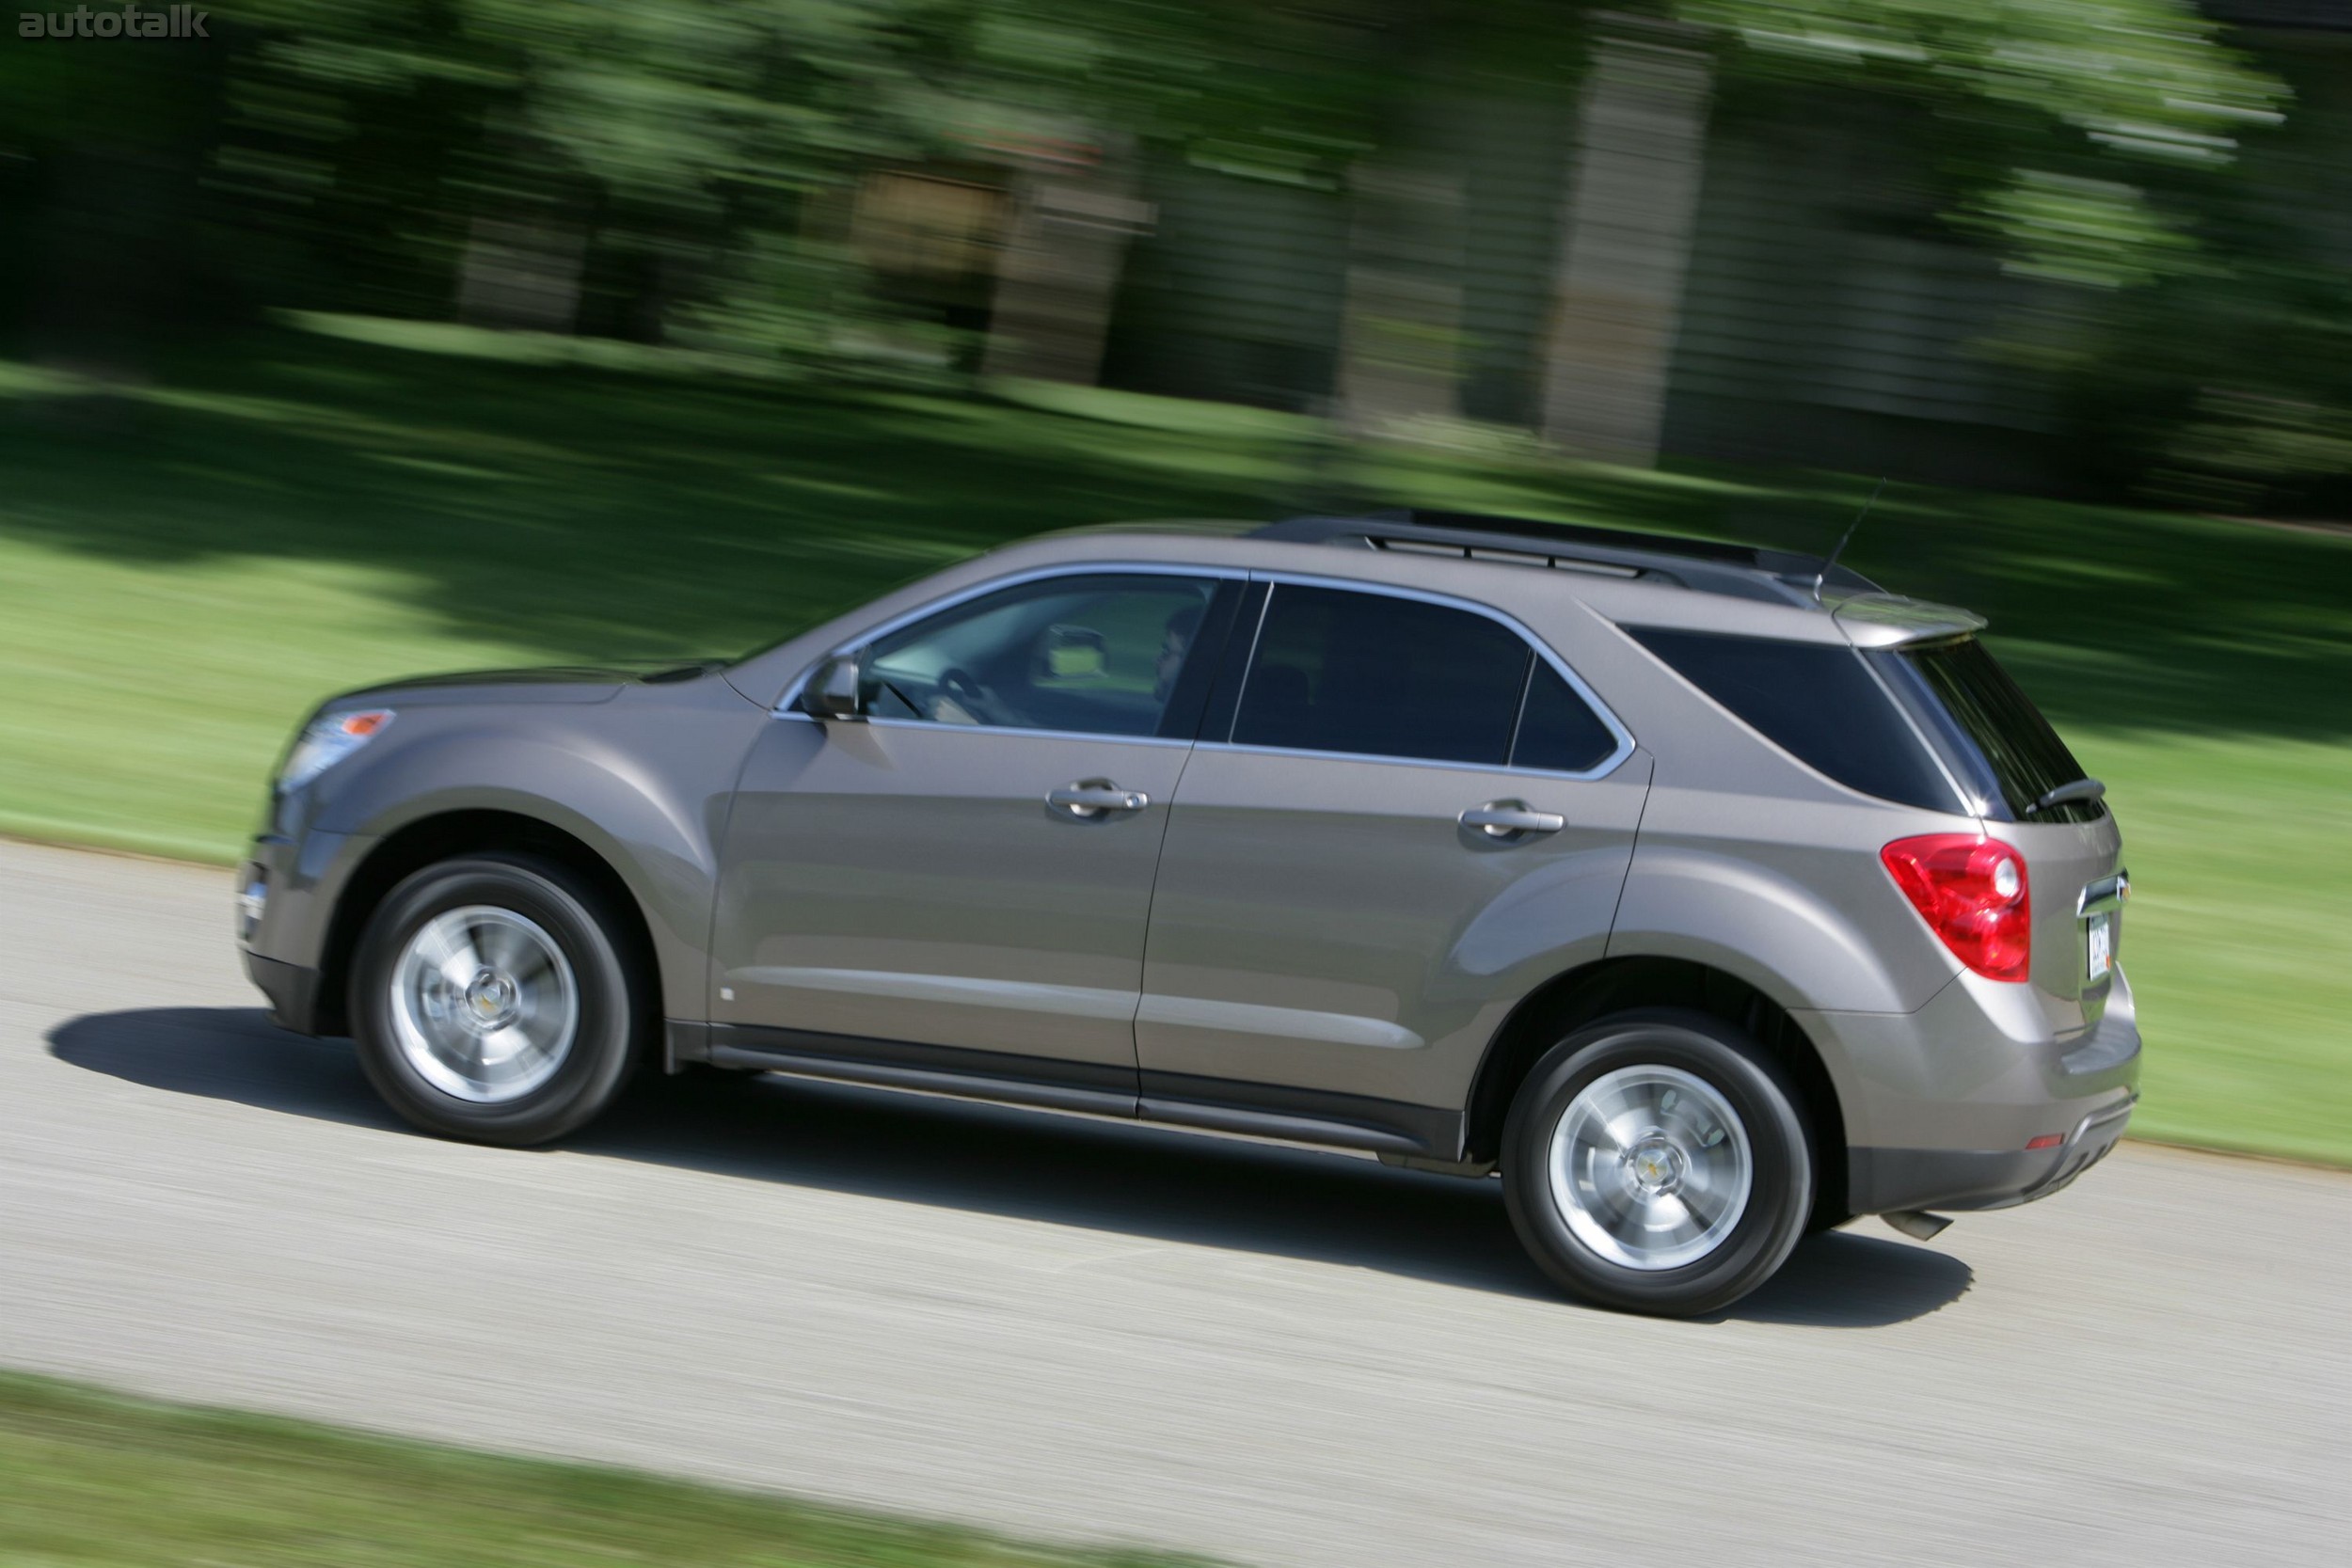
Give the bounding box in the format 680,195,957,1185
1253,510,1881,607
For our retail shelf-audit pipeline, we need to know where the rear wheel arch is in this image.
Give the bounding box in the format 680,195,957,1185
316,810,661,1039
1465,956,1848,1227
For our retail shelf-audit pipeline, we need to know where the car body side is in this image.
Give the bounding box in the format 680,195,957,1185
239,530,2139,1214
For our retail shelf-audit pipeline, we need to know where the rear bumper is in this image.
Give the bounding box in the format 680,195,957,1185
1850,1093,2136,1213
1799,963,2143,1216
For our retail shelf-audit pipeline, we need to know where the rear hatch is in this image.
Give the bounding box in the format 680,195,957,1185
1865,635,2122,1034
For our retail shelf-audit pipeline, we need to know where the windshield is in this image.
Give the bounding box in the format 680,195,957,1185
1868,638,2099,823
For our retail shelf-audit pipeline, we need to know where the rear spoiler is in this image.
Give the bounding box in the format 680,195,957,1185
1831,593,1987,649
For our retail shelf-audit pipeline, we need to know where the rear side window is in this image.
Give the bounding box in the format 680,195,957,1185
1630,626,1962,812
1232,584,1623,772
1236,586,1526,765
1868,638,2099,823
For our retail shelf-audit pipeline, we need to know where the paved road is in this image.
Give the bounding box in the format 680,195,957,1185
2,837,2345,1565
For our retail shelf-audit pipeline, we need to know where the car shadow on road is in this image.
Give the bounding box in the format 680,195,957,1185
50,1007,1972,1327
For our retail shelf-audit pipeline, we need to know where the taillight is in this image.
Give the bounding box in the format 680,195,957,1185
1880,833,2031,982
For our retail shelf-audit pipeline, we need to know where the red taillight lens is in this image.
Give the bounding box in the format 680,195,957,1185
1880,833,2031,982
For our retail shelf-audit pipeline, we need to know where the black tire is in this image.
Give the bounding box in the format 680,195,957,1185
1502,1008,1813,1317
351,853,647,1147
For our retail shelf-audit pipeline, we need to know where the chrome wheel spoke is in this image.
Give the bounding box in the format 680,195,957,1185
1677,1165,1730,1228
476,919,548,982
481,1022,538,1071
414,919,485,994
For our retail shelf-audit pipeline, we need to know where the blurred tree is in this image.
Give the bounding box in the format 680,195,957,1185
0,10,233,372
1,0,2337,506
1676,0,2286,286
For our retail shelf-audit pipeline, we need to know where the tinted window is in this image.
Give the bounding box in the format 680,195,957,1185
1869,638,2098,822
1631,626,1962,812
1512,661,1620,773
1234,586,1530,765
863,574,1222,738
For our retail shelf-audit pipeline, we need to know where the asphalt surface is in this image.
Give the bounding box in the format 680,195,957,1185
2,835,2345,1565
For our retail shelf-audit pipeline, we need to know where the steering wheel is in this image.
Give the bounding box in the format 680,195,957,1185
936,667,1001,725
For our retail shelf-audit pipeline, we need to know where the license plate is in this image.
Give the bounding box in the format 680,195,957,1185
2086,913,2113,983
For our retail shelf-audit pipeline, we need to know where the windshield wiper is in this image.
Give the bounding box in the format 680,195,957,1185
2023,777,2106,816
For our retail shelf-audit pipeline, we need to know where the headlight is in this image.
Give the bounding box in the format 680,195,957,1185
279,708,393,792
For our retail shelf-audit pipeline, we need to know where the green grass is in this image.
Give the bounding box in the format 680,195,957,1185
0,1369,1209,1567
1,324,2347,1164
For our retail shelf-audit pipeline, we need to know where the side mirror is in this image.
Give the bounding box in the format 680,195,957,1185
798,653,865,721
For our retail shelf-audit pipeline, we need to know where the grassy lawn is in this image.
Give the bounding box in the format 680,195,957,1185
0,1370,1203,1567
1,324,2346,1164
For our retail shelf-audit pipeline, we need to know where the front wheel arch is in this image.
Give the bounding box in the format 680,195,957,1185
318,810,661,1040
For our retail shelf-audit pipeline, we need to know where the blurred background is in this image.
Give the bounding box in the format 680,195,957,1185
0,0,2346,1167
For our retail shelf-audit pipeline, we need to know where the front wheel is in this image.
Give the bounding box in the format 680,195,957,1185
352,853,646,1147
1502,1009,1813,1317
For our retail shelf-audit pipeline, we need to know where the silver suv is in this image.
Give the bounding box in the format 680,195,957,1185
237,513,2138,1316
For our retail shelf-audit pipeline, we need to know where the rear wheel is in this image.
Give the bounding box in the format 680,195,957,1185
1502,1009,1812,1317
352,853,645,1146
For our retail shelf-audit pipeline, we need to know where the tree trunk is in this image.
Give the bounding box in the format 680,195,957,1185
1539,31,1712,464
982,135,1152,385
1336,159,1466,436
455,215,586,334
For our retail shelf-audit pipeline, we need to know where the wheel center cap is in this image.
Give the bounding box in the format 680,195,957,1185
463,969,516,1028
1628,1136,1687,1196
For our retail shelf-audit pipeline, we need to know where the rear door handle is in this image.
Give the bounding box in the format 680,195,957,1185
1459,800,1565,839
1049,779,1151,818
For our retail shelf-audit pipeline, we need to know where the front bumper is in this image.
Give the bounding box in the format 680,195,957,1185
237,825,367,1037
243,949,327,1035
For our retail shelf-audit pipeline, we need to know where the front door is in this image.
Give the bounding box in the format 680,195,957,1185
1137,580,1651,1150
713,570,1237,1088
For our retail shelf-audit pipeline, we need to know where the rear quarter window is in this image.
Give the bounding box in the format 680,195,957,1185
1629,626,1962,812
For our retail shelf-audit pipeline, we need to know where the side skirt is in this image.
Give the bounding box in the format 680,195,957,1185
687,1022,1465,1162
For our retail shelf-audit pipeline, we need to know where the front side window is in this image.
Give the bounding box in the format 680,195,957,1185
1232,584,1618,771
862,573,1223,739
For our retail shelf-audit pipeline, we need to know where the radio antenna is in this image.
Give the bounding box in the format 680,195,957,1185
1813,477,1885,604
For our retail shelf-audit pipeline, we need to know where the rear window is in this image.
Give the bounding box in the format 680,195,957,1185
1867,638,2099,823
1629,627,1962,812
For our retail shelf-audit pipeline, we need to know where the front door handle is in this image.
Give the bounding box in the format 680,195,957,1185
1048,779,1151,818
1460,800,1565,839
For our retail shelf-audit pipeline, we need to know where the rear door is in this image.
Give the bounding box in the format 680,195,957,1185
1136,579,1650,1151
